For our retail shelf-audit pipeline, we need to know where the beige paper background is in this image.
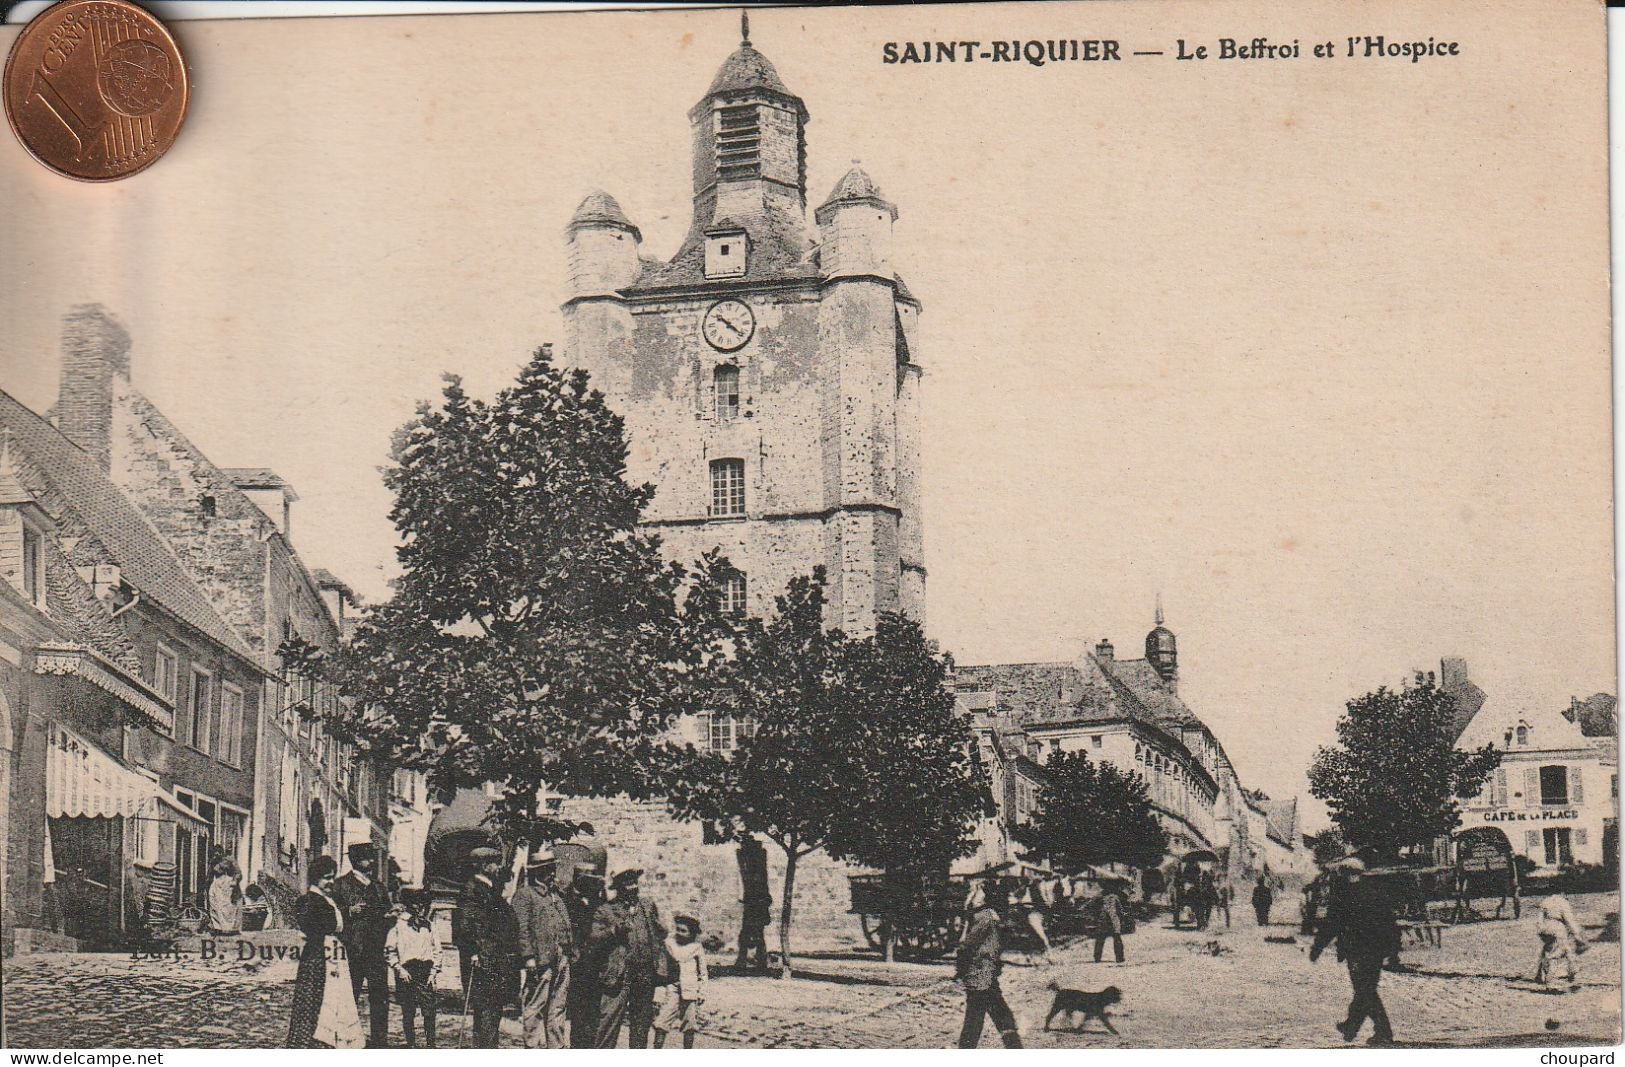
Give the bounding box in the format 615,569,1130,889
0,0,1612,825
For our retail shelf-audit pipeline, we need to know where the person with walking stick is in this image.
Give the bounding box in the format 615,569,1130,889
459,846,523,1048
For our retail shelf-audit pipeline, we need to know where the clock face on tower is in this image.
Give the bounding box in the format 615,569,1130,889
702,299,755,352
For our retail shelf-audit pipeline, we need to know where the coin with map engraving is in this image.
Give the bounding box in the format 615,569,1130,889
3,0,189,181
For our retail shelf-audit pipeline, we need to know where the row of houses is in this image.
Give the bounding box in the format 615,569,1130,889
954,611,1316,889
1,305,418,954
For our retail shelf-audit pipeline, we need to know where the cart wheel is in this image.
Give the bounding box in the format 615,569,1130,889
859,913,885,951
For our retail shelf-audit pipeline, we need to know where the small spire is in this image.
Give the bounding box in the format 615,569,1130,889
741,9,750,47
1155,592,1164,626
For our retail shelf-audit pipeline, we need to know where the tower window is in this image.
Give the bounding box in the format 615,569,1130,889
722,569,747,617
715,105,761,181
710,459,745,518
714,365,740,420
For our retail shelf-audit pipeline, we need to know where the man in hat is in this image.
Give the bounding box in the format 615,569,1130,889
610,869,668,1048
567,861,626,1047
333,844,394,1046
513,847,575,1048
1309,855,1400,1046
459,845,523,1048
956,879,1022,1048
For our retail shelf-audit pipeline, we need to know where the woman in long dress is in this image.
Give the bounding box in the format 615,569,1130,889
208,860,242,935
287,856,366,1049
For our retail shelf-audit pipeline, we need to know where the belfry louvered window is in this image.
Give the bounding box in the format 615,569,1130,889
710,459,746,518
716,105,761,181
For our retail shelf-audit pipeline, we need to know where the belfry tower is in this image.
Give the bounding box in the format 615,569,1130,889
561,15,925,633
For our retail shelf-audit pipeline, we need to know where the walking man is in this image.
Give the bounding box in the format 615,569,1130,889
1309,856,1400,1047
1093,889,1126,963
955,880,1022,1048
1252,875,1274,927
611,869,668,1048
460,846,523,1048
333,844,394,1047
513,849,574,1048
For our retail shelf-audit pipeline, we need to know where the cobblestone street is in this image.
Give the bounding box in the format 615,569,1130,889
4,893,1619,1049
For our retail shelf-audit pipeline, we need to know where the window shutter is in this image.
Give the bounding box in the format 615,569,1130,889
1525,767,1540,807
1576,829,1589,848
1494,767,1507,807
1572,767,1583,804
693,358,707,417
1526,829,1540,851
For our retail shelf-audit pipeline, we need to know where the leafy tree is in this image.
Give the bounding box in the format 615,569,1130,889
319,345,729,844
663,571,992,976
1013,750,1168,872
1308,672,1501,862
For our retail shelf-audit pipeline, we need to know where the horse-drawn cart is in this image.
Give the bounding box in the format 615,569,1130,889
848,873,968,958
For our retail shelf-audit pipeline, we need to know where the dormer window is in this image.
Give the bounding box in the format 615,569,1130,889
705,225,748,279
1516,725,1529,746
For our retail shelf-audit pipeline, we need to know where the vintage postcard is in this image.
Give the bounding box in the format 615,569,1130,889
0,0,1615,1052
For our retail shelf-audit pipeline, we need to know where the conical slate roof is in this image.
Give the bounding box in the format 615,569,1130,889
707,43,791,96
815,166,897,223
820,167,885,206
569,191,639,238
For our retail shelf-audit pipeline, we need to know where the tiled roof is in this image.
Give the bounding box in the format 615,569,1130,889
954,661,1086,724
1103,657,1204,729
0,389,258,664
1264,797,1298,846
221,467,291,490
638,210,818,289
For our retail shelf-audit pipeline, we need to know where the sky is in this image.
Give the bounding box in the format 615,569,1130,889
0,1,1614,830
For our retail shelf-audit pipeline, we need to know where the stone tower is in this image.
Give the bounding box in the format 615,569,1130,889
562,18,924,633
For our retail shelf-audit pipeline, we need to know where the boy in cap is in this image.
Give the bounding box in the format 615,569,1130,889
654,915,707,1048
386,888,442,1047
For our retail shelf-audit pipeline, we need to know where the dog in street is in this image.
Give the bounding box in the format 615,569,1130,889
1043,981,1123,1034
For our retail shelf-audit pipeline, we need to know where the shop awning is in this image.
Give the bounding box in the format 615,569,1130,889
35,643,174,734
46,721,206,824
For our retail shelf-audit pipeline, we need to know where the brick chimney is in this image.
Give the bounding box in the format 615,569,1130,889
1094,637,1114,664
56,305,131,471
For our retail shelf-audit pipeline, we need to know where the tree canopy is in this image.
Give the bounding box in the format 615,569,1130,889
1307,672,1501,861
664,570,991,974
1014,749,1169,872
323,345,729,843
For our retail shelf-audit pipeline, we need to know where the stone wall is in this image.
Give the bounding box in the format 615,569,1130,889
557,795,867,952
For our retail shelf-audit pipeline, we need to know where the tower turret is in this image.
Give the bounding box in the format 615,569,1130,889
565,191,643,299
686,13,809,232
816,166,897,280
1146,598,1178,683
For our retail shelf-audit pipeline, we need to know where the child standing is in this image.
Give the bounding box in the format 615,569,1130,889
386,887,443,1047
654,915,707,1049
